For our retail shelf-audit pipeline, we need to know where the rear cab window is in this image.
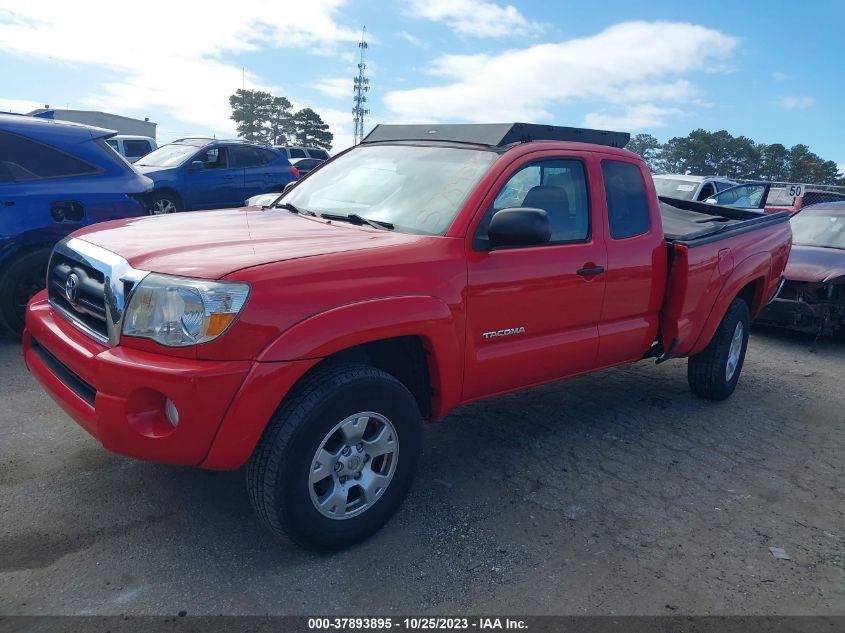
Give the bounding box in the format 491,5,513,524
289,148,307,159
0,131,100,181
308,149,329,160
602,160,651,239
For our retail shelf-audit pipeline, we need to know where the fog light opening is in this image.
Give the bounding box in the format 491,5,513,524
165,398,180,427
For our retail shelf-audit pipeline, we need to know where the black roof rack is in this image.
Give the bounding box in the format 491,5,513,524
361,123,630,149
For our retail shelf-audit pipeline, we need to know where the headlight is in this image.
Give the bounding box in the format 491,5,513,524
122,274,250,347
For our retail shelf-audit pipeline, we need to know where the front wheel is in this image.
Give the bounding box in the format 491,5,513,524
149,192,181,215
687,298,750,400
247,363,423,550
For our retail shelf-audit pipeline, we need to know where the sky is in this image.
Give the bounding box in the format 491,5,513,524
1,0,843,173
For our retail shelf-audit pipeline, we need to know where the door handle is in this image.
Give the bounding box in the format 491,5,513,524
576,266,605,277
1,200,13,207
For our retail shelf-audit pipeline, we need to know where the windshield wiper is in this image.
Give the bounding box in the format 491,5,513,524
278,202,317,217
319,212,394,231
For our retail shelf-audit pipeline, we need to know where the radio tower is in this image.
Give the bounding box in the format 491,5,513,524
352,26,369,145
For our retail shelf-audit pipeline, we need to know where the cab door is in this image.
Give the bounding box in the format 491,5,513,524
594,157,667,366
463,154,607,401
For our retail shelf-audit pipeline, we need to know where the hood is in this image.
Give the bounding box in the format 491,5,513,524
71,207,424,278
785,245,845,283
134,165,176,177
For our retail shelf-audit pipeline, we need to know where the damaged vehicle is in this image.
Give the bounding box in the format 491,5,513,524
757,202,845,336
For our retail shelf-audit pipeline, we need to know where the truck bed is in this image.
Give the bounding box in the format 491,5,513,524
657,195,792,361
659,196,788,245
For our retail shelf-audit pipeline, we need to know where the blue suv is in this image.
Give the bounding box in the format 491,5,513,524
0,113,152,335
134,138,298,214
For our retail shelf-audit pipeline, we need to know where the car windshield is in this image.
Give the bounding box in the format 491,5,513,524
653,177,698,200
280,144,498,235
136,144,197,167
791,209,845,249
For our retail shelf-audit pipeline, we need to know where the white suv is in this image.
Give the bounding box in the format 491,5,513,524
653,174,736,202
275,146,330,161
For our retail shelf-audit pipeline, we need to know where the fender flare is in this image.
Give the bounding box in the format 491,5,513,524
689,252,771,356
257,295,465,417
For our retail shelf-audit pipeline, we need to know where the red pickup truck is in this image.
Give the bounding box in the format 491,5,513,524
23,123,792,549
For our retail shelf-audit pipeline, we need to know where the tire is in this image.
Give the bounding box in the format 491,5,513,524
247,363,423,550
149,192,181,215
687,298,750,401
0,248,52,336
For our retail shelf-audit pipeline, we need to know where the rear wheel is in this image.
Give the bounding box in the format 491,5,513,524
688,298,750,400
149,192,181,214
0,248,52,336
247,363,422,550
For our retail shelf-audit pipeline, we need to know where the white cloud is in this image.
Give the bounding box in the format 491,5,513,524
779,95,815,110
399,30,428,48
771,71,790,81
407,0,542,37
384,21,738,127
837,163,845,177
314,77,352,99
0,97,44,114
583,104,683,130
0,0,360,136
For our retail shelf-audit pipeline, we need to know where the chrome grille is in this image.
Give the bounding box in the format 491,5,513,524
48,237,149,346
48,252,109,339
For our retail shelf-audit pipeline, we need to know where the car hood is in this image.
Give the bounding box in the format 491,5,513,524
71,207,424,278
133,165,176,178
785,245,845,283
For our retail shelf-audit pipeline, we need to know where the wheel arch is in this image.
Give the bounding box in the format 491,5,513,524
689,252,770,356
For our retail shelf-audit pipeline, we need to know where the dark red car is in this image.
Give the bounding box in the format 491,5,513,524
758,202,845,335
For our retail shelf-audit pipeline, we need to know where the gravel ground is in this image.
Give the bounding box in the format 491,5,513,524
0,327,843,616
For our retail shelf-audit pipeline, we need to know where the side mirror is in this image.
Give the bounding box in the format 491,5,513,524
190,161,204,171
283,181,296,192
704,197,717,205
488,207,551,248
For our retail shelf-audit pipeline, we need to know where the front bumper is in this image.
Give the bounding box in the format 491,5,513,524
757,297,844,335
23,293,317,468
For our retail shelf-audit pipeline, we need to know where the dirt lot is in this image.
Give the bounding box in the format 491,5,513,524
0,327,843,616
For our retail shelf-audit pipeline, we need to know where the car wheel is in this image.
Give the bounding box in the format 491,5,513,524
149,192,181,215
247,363,423,550
0,248,52,336
687,298,750,401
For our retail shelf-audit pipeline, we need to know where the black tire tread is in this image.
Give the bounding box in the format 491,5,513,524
0,247,53,336
246,362,411,548
688,298,749,400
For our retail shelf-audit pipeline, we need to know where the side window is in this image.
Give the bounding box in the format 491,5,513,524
481,159,590,245
0,131,99,181
196,147,227,169
308,149,329,160
229,146,263,168
697,182,715,201
123,140,152,158
289,148,307,159
602,160,651,239
715,180,733,192
259,149,278,164
106,139,119,151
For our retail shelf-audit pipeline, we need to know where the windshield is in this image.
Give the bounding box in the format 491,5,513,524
136,144,197,167
709,183,768,208
791,209,845,249
280,144,498,235
653,177,697,200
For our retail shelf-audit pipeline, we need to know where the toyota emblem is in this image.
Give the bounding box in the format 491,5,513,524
65,273,80,306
